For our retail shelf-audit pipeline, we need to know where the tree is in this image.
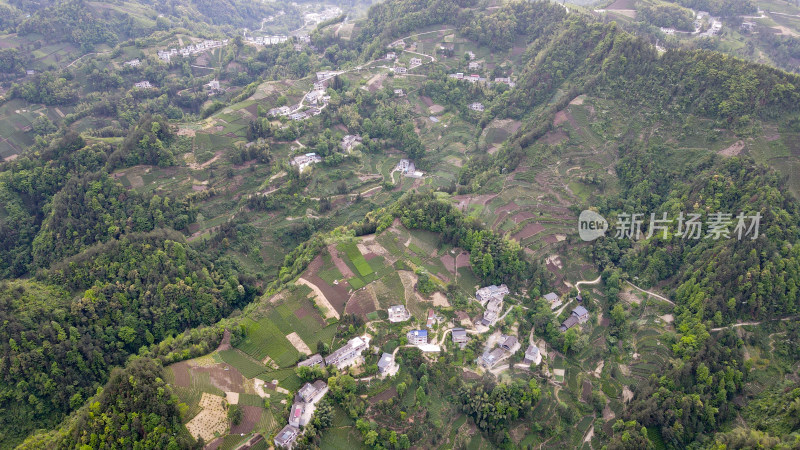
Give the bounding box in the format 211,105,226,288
228,404,243,426
416,386,427,405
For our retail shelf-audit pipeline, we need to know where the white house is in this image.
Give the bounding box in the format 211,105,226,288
324,336,368,369
134,81,153,89
469,102,484,112
524,344,542,365
206,79,220,91
274,424,300,448
124,59,141,67
386,52,397,60
394,66,407,74
269,106,292,117
410,57,422,66
289,112,307,121
341,135,363,152
468,61,481,70
481,296,503,326
297,354,325,368
394,89,405,97
449,73,464,80
388,305,411,323
290,153,322,171
476,285,509,305
377,352,397,376
544,292,561,309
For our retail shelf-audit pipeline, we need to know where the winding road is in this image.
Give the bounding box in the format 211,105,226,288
710,316,796,332
575,276,601,294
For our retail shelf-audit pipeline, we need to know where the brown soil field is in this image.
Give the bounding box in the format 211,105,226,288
195,363,246,392
718,140,744,157
455,251,471,268
304,255,350,315
216,329,232,351
494,201,519,216
513,223,545,241
542,234,561,245
327,245,356,278
345,288,378,318
369,386,397,404
542,129,568,145
581,380,592,402
511,211,536,223
452,194,497,211
440,254,457,274
420,95,434,107
171,361,191,387
231,406,262,435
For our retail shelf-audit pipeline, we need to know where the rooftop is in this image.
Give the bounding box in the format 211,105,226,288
377,352,393,369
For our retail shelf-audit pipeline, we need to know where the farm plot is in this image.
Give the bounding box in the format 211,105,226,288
339,241,373,277
235,317,300,367
185,392,228,442
219,349,268,379
265,286,338,348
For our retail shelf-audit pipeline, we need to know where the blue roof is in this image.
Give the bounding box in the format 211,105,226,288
410,329,427,337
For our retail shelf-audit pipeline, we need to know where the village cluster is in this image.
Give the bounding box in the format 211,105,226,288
272,283,588,448
659,10,723,36
157,39,229,63
267,71,342,122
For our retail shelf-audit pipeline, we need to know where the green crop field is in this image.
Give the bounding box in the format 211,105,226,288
261,286,336,348
339,241,373,277
235,317,299,367
219,349,268,378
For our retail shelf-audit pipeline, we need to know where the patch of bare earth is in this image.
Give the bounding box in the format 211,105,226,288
512,223,545,241
297,277,340,320
397,270,417,304
344,288,378,319
195,361,246,392
622,386,634,403
432,292,450,307
230,406,262,435
429,104,445,114
171,361,191,387
718,140,745,157
216,329,232,351
286,332,312,354
569,95,586,105
186,150,223,170
328,245,356,278
368,387,397,404
542,129,568,145
303,255,350,316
